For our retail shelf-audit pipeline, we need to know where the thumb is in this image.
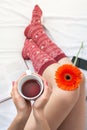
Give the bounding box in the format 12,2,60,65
33,80,52,110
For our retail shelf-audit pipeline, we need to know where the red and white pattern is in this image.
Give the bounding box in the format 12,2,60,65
31,4,42,24
22,39,56,75
24,5,66,62
24,23,66,61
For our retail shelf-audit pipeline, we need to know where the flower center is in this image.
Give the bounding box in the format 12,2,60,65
64,74,72,81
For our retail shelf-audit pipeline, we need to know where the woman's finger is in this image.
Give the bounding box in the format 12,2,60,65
34,79,52,110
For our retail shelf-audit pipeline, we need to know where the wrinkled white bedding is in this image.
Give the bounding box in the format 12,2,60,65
0,0,87,129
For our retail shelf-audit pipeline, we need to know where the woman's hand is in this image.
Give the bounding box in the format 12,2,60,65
11,74,31,119
24,76,52,130
9,73,52,130
8,74,32,130
33,80,52,130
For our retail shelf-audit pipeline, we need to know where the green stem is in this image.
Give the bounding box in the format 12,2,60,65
73,42,83,66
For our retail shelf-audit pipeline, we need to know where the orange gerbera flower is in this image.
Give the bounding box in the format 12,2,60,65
55,64,82,91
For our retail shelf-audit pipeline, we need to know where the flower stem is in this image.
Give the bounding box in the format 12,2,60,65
73,42,83,66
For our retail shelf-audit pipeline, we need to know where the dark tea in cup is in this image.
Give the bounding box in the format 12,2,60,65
18,75,44,100
22,79,41,97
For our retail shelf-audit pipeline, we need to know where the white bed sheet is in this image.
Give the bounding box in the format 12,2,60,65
0,0,87,129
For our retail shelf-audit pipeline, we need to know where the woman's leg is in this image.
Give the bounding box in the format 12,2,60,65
24,63,82,130
50,56,86,130
58,74,86,130
22,6,85,130
22,38,85,130
24,5,66,62
42,63,85,130
54,56,86,129
22,39,56,75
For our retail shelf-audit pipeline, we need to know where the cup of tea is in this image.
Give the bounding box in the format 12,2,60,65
18,73,44,100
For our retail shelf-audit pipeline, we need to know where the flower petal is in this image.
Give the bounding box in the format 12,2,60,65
55,64,82,91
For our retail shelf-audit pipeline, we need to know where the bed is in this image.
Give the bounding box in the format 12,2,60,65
0,0,87,129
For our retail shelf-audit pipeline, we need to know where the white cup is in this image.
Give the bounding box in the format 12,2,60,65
18,73,44,100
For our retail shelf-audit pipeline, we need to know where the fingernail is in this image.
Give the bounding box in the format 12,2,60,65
46,81,48,86
12,81,15,86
